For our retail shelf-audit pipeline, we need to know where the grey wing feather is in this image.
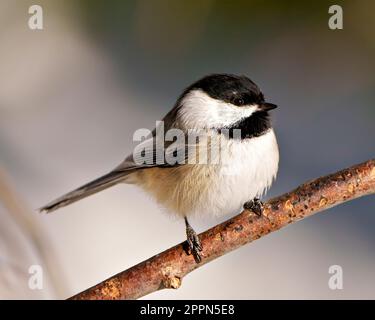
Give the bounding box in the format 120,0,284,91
114,109,192,171
115,135,192,171
39,170,132,213
40,105,200,213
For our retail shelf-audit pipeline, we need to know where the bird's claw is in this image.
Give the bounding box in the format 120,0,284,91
243,197,264,216
186,225,202,263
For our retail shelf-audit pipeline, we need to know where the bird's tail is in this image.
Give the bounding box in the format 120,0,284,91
39,171,129,213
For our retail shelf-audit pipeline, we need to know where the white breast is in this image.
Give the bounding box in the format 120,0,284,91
190,129,279,218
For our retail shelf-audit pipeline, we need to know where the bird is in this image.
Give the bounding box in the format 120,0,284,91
40,73,279,262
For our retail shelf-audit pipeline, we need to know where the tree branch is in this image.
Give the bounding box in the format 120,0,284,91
69,159,375,300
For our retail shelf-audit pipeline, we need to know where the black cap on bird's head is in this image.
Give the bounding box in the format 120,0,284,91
185,73,277,111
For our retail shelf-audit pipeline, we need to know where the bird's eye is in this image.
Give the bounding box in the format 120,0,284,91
232,97,245,106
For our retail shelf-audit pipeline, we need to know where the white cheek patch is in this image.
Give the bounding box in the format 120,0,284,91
178,89,258,129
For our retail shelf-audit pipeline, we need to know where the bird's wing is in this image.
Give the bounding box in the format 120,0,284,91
40,108,212,213
40,132,212,213
114,126,200,172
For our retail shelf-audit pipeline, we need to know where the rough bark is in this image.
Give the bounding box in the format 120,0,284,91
69,159,375,300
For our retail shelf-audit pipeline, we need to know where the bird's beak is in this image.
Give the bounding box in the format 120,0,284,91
259,102,278,111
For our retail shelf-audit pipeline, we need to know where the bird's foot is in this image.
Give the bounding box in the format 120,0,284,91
243,197,264,216
184,218,202,263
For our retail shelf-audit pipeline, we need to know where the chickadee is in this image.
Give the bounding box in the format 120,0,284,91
40,74,279,262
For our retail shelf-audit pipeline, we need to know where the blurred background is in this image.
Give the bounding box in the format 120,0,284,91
0,0,374,299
